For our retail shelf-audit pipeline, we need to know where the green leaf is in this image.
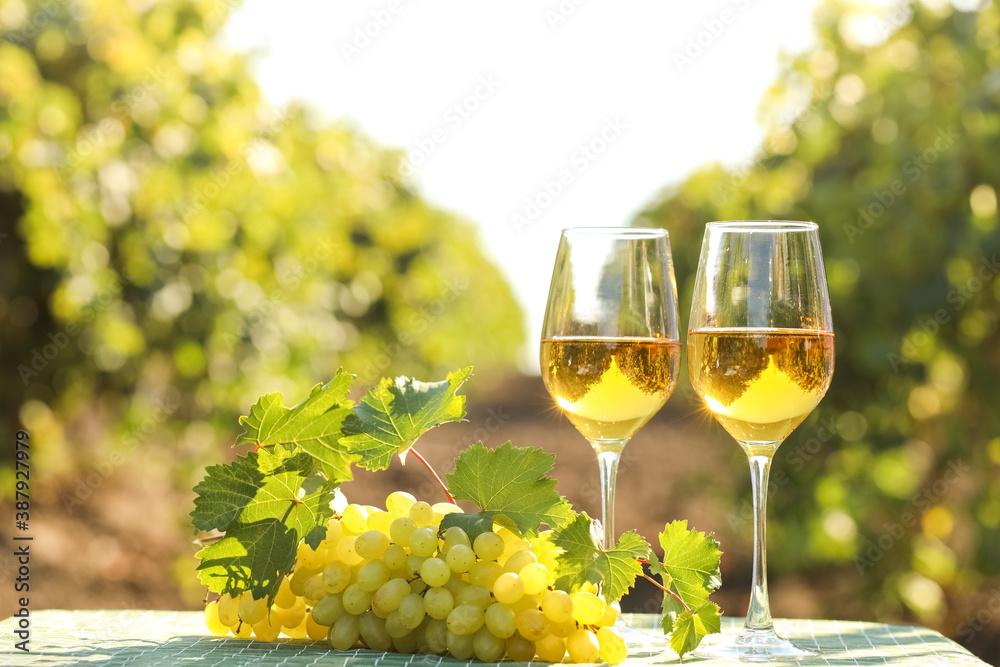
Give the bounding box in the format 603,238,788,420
341,366,472,471
195,519,298,602
236,369,358,483
667,602,722,658
551,513,649,603
191,446,338,549
439,440,576,541
651,520,722,614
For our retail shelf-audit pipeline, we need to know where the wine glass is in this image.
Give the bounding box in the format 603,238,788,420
688,221,834,661
540,227,680,636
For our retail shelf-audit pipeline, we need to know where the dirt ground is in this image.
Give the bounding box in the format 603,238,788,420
2,372,997,663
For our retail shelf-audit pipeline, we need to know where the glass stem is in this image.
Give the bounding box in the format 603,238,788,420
596,449,622,551
745,453,774,633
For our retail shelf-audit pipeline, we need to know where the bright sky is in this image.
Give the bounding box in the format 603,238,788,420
222,0,823,372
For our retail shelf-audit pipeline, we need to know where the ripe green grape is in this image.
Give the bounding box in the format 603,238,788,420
383,543,408,570
391,628,421,654
408,527,438,557
398,593,426,629
372,578,411,617
306,610,330,641
356,560,390,592
277,596,306,628
549,617,577,638
388,517,417,547
233,620,253,638
303,573,326,603
446,630,475,659
366,511,394,535
423,586,455,620
519,562,549,596
323,518,345,546
515,608,549,642
274,576,297,609
342,583,373,615
406,555,427,577
432,502,463,521
341,504,369,535
335,536,364,566
298,543,326,570
446,604,485,635
322,561,352,595
473,625,506,661
468,561,502,588
492,572,524,605
510,593,539,616
484,602,517,639
454,584,492,610
385,491,416,517
355,530,390,560
424,617,449,654
217,593,240,627
505,632,536,661
329,613,361,650
253,609,282,642
597,626,628,664
567,628,601,663
541,589,573,623
204,601,230,636
441,526,471,551
445,544,476,573
288,566,319,597
419,557,451,587
311,593,347,626
473,531,505,561
536,632,567,663
384,610,410,639
503,549,538,574
358,611,393,652
408,501,435,526
570,591,606,625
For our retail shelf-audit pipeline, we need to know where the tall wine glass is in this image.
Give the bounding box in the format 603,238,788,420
688,221,834,661
540,227,680,614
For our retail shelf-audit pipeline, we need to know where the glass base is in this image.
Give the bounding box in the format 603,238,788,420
693,628,820,663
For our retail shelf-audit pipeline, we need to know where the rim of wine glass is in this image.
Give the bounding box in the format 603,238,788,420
706,220,817,232
561,226,667,238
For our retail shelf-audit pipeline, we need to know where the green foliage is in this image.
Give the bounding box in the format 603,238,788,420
0,0,524,480
551,513,650,603
651,520,723,624
635,1,1000,627
440,441,576,540
667,602,722,659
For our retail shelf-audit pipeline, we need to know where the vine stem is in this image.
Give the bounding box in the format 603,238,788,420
641,572,691,613
409,447,457,505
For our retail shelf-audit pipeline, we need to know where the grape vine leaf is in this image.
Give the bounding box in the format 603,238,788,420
667,602,722,658
650,519,722,623
439,441,576,541
236,369,357,483
551,513,650,603
341,366,473,471
195,519,298,602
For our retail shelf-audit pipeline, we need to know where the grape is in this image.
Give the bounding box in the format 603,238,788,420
356,560,390,592
424,617,449,654
408,527,438,557
234,620,253,638
473,625,506,662
366,510,394,535
358,611,393,651
424,586,455,620
432,502,463,518
408,578,425,595
408,501,435,526
541,589,573,623
275,576,297,609
204,601,230,636
549,617,577,638
383,543,408,570
307,610,330,641
335,536,364,566
484,602,517,639
567,628,601,663
217,593,240,627
515,608,549,642
505,632,536,661
388,517,417,547
536,632,567,663
510,593,539,617
253,609,282,642
503,549,537,574
446,604,485,635
355,530,390,560
288,567,320,596
473,531,505,561
284,614,310,639
322,561,352,595
329,613,361,650
441,525,471,551
454,584,492,610
443,576,468,597
385,491,416,516
238,592,268,625
311,593,346,626
597,626,628,664
392,628,422,654
419,557,451,587
398,593,427,629
519,562,549,596
276,597,305,628
341,504,369,534
342,583,373,615
303,573,326,603
384,610,410,639
492,572,524,605
372,578,411,617
598,602,620,627
445,544,476,573
323,518,345,546
468,561,503,588
298,543,326,570
405,554,427,577
570,591,606,625
446,630,475,659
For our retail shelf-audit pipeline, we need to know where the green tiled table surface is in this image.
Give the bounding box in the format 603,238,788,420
0,610,990,666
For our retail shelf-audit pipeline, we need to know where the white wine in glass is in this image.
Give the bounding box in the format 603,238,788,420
540,227,680,638
688,221,834,661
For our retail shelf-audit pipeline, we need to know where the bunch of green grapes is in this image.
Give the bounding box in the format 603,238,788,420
203,492,628,663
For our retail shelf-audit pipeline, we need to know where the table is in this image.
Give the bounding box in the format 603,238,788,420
0,611,990,665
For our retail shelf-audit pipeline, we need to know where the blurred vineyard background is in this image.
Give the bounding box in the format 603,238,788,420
0,0,998,664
